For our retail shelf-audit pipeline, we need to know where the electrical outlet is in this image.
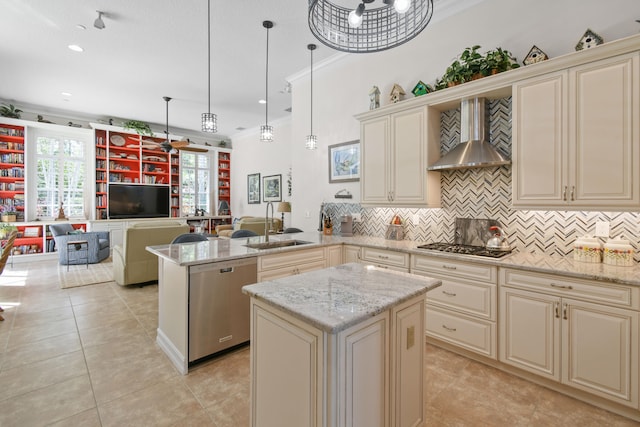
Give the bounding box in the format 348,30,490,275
351,213,362,223
412,214,420,225
304,210,310,218
595,221,610,237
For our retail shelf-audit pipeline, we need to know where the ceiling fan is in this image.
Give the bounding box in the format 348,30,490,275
135,97,208,153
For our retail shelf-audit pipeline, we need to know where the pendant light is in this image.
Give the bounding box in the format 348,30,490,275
201,0,217,133
260,20,274,142
163,96,174,152
305,43,318,150
309,0,434,53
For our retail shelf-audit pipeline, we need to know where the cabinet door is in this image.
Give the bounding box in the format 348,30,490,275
499,287,561,380
512,71,568,207
361,116,390,204
390,108,425,204
343,245,361,264
391,297,424,427
338,311,389,427
325,245,343,267
562,298,638,407
570,53,640,207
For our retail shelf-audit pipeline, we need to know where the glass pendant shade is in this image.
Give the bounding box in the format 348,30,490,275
260,125,273,142
305,135,318,150
201,112,217,133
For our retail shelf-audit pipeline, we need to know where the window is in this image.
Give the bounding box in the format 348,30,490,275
180,152,211,216
35,132,87,219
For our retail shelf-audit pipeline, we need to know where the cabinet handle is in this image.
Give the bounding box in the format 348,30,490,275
563,303,568,320
377,264,388,269
442,265,457,270
377,255,389,259
570,186,575,201
554,302,560,319
563,186,567,201
442,290,457,297
550,283,573,290
442,324,457,332
357,249,361,260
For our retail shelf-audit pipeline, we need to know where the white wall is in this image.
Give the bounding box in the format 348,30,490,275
230,118,293,223
283,0,639,230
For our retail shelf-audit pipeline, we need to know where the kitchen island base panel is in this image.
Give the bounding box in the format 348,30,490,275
249,295,426,427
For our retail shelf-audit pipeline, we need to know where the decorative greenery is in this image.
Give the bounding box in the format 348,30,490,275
482,47,520,75
122,120,153,136
0,104,22,119
436,45,521,91
0,205,17,215
0,223,17,238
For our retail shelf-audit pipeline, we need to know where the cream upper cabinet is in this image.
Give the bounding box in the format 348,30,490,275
513,52,640,210
499,269,639,408
359,106,441,207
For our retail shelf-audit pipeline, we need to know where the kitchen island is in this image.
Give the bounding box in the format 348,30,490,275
243,263,441,427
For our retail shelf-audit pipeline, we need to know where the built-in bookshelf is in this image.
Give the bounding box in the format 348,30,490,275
218,151,231,215
0,123,25,222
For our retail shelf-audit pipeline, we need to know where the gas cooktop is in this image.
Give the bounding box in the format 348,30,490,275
416,242,512,258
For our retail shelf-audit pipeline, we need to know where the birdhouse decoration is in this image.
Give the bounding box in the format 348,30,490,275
411,80,433,97
389,84,405,104
523,45,549,65
368,86,381,110
575,29,604,51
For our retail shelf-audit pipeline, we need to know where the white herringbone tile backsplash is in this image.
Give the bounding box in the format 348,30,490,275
324,98,640,261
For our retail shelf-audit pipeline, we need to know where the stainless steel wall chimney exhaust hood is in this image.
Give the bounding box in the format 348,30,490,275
427,97,510,171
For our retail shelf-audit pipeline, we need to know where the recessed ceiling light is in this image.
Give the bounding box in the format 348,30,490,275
258,99,266,104
68,44,84,52
76,24,86,30
61,92,72,97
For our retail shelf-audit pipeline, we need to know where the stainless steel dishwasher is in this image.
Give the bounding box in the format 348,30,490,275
188,257,257,363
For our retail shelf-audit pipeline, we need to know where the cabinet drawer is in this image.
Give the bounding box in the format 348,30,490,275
426,304,496,359
361,247,409,269
411,255,497,284
420,275,496,321
500,268,639,310
258,259,326,282
258,247,325,272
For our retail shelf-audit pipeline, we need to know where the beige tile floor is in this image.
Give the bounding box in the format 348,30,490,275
0,259,638,426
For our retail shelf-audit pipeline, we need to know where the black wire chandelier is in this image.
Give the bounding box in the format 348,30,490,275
308,0,434,53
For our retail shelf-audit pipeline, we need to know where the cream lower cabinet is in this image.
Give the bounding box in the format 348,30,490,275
512,52,640,209
257,246,340,281
359,247,410,272
357,106,441,208
249,295,425,427
343,245,361,264
499,268,639,408
411,255,497,359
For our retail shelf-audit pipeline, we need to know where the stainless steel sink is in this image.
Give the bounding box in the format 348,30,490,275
244,240,312,250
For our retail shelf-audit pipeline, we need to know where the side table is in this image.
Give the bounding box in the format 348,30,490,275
66,240,88,271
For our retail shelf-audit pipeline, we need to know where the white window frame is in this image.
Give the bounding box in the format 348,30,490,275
180,151,213,216
27,126,92,221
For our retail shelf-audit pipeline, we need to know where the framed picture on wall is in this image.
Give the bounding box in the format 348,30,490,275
247,173,260,204
329,140,360,183
263,174,282,202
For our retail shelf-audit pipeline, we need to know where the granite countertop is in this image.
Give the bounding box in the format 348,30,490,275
146,231,640,287
242,263,441,333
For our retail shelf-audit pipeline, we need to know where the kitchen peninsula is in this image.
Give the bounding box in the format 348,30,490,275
243,263,441,427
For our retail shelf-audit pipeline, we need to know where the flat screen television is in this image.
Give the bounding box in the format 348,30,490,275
108,184,170,219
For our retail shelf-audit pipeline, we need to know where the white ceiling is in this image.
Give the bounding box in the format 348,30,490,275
0,0,343,140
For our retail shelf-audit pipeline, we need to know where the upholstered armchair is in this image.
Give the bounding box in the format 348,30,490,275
49,223,110,265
